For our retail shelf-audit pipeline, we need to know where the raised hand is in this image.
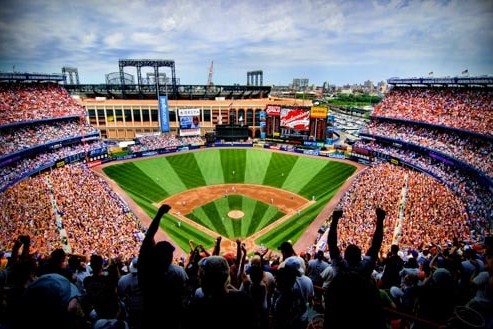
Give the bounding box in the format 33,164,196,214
376,207,386,221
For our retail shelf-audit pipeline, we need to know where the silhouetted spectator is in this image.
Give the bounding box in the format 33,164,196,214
137,204,188,329
184,255,256,329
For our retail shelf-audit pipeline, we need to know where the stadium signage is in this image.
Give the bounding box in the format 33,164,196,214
159,96,170,133
178,108,200,116
310,106,327,118
265,105,281,116
280,107,310,131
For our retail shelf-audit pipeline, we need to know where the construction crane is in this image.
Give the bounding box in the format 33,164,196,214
207,60,214,90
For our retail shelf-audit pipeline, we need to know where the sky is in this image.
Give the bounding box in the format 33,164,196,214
0,0,492,87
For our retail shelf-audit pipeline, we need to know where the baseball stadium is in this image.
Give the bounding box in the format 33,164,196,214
0,65,492,329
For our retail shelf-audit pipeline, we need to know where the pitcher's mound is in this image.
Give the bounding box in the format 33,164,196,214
228,210,244,219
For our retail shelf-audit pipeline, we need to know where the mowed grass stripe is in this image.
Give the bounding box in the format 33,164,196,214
244,149,272,184
201,202,228,235
221,149,246,184
240,197,256,236
229,195,243,237
263,152,298,188
103,163,168,202
133,157,187,196
194,149,224,185
299,162,356,199
282,156,329,194
159,215,210,249
187,206,217,232
165,153,206,188
248,202,270,235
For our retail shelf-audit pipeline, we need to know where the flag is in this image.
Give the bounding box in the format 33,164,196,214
461,69,468,74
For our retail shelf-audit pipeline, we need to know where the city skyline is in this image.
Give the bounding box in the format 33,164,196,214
0,0,492,86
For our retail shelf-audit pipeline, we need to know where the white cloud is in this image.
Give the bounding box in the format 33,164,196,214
0,0,491,85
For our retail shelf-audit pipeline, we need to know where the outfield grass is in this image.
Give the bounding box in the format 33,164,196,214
102,148,356,252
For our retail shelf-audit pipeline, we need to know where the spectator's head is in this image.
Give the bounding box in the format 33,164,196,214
153,241,175,268
390,244,399,255
316,250,325,260
278,241,295,259
284,256,303,276
222,251,235,265
432,268,454,288
20,273,84,329
49,248,67,268
198,256,230,296
344,244,362,266
248,264,264,285
275,266,298,293
90,254,104,273
405,257,418,269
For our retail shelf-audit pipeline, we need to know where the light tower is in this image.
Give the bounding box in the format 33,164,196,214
207,60,214,90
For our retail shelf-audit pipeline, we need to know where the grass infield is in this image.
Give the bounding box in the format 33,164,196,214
102,148,356,252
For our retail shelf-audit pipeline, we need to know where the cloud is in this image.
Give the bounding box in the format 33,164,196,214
0,0,491,85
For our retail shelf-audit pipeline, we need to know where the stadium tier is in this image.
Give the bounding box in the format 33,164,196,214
0,76,492,329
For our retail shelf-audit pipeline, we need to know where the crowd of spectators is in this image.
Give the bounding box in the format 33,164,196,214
1,203,491,329
311,163,472,257
371,87,493,136
361,121,493,179
0,119,98,156
0,140,107,191
354,140,492,236
129,134,205,153
0,83,85,125
0,164,143,259
1,82,492,328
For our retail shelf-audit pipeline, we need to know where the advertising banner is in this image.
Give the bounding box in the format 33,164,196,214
259,110,266,139
178,108,201,129
280,107,310,131
265,104,281,117
178,108,200,136
310,106,328,118
158,96,170,133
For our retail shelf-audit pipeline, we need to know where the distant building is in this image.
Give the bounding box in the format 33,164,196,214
292,78,309,91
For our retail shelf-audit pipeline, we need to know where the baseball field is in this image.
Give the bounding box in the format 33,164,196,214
100,148,358,254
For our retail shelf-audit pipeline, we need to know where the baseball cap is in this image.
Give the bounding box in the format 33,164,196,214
198,256,231,293
284,256,302,276
222,251,235,264
154,241,175,254
199,256,230,277
23,273,81,312
432,268,452,286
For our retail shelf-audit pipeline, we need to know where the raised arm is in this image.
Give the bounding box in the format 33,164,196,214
212,236,222,256
365,207,386,259
328,209,343,261
142,204,171,247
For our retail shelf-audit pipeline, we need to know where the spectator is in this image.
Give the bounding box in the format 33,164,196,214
323,207,387,329
277,241,306,275
137,204,188,329
117,257,143,329
272,259,309,329
19,272,89,329
184,255,256,329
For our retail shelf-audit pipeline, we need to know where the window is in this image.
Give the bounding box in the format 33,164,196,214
133,109,141,122
203,109,211,122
